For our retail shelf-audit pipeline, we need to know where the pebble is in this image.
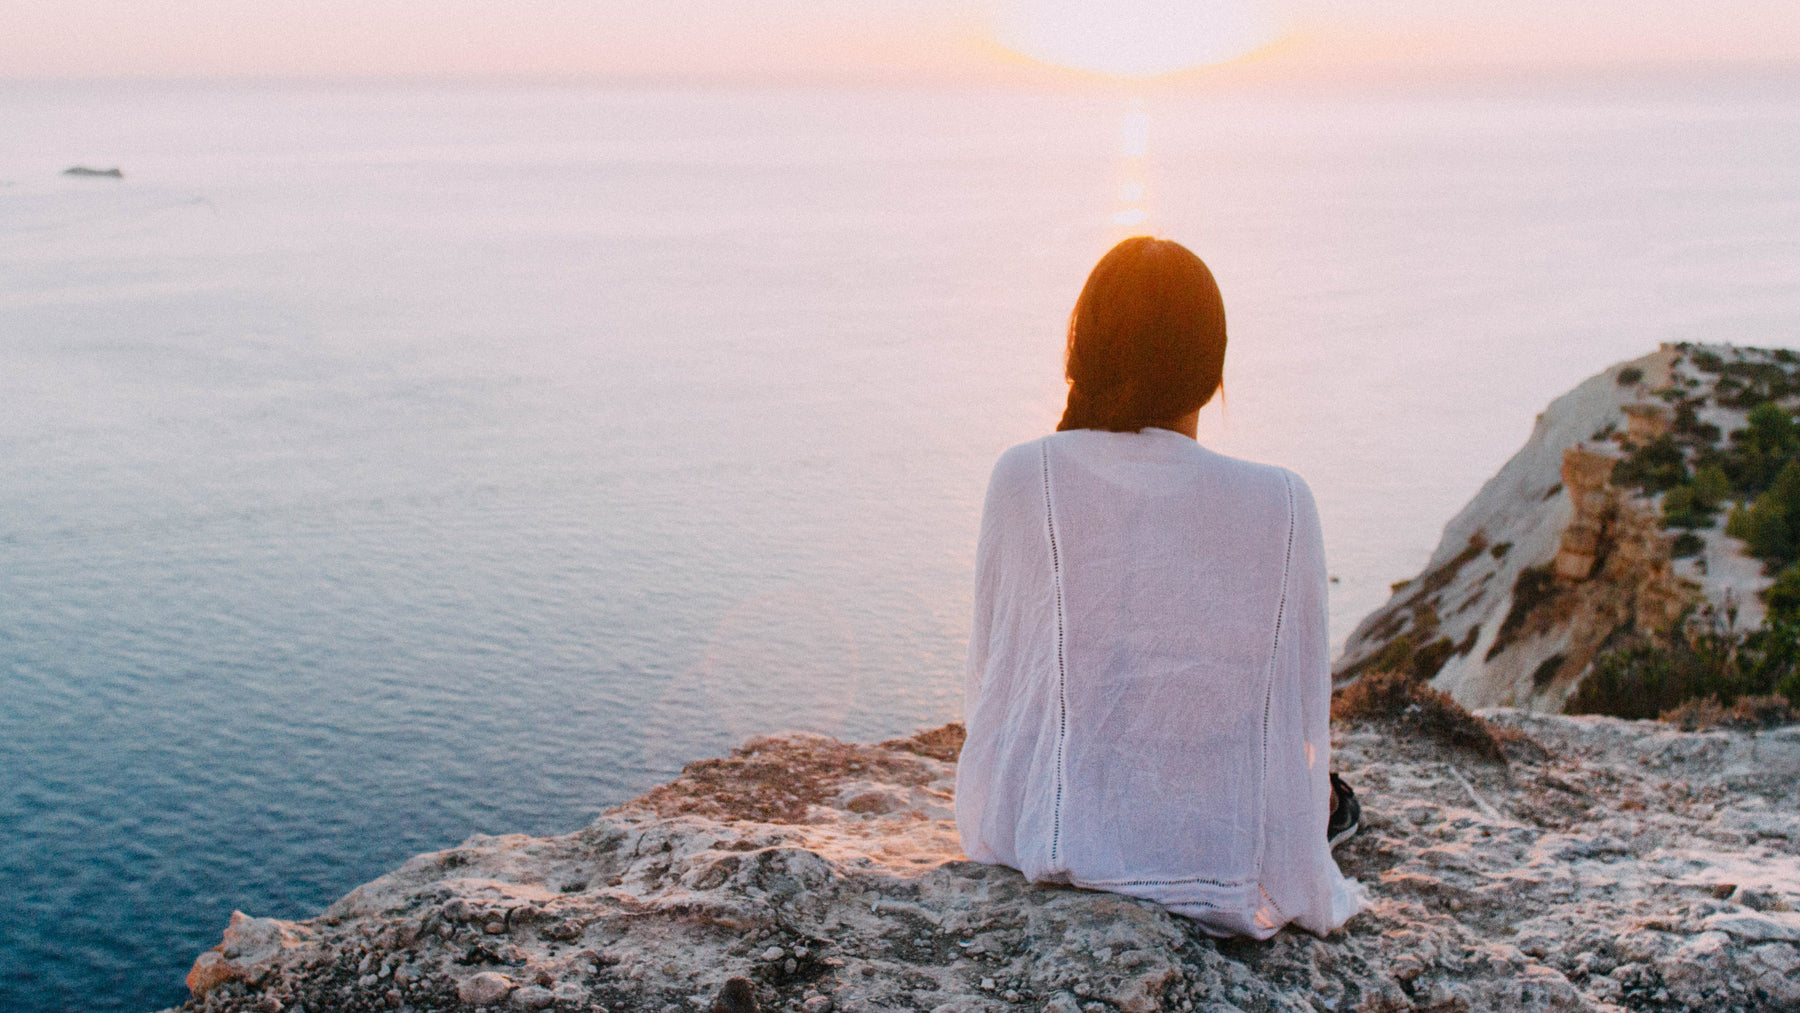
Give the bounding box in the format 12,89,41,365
981,978,996,990
458,972,515,1006
761,946,786,962
512,986,555,1009
803,997,833,1013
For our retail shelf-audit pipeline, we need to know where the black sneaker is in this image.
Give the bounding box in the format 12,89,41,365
1327,773,1361,850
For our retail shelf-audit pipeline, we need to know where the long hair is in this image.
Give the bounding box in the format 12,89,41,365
1056,237,1227,433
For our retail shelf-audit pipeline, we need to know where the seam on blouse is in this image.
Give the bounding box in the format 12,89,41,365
1041,443,1069,870
1256,473,1298,895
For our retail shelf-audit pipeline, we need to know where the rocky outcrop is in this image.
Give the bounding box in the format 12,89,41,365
1335,344,1778,712
164,715,1800,1013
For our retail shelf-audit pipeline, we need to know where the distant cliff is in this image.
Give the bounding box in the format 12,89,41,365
1335,344,1784,712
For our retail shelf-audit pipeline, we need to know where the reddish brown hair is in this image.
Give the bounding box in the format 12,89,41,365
1056,237,1227,433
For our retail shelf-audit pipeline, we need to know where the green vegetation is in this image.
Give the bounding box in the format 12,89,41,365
1715,359,1800,409
1689,349,1725,373
1572,564,1800,722
1486,565,1560,661
1670,531,1705,558
1671,401,1721,445
1727,459,1800,567
1613,435,1688,493
1663,695,1798,730
1660,464,1728,529
1569,617,1800,720
1715,402,1800,494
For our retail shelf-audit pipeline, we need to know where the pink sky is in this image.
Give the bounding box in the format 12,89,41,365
8,0,1799,82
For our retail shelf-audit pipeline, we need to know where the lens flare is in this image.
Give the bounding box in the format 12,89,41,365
995,0,1278,77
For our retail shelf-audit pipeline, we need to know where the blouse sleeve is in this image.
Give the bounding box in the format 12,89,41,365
1260,473,1363,935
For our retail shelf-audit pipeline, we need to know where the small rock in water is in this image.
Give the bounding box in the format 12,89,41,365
711,976,760,1013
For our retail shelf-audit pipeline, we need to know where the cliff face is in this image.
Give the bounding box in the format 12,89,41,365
168,715,1800,1013
1334,344,1778,712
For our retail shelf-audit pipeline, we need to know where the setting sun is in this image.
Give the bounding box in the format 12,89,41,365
994,0,1279,77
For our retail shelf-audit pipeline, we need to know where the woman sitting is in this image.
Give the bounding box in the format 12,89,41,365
954,237,1364,938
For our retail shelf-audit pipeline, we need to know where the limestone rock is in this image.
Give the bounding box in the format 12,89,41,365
159,717,1800,1013
458,970,515,1005
1337,343,1783,711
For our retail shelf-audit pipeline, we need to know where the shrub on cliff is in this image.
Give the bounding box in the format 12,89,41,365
1661,464,1731,531
1332,669,1517,763
1613,435,1688,493
1721,402,1800,494
1662,694,1798,731
1766,564,1800,620
1728,458,1800,566
1569,617,1800,721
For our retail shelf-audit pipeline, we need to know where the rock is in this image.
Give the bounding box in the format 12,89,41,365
62,166,122,178
458,971,515,1005
167,716,1800,1013
1335,344,1785,711
1704,911,1800,942
711,976,760,1013
1734,886,1783,911
184,910,302,997
185,950,235,997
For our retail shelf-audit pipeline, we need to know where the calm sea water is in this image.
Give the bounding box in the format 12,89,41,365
3,78,1798,1012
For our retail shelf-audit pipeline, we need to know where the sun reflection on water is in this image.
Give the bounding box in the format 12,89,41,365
1109,100,1153,228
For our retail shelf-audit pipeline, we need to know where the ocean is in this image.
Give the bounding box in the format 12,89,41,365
2,77,1797,1012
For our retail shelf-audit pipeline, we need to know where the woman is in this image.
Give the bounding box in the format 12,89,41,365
954,237,1363,938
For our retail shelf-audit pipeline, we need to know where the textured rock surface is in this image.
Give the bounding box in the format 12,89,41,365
162,716,1800,1013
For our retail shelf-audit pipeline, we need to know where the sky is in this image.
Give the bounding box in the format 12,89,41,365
7,0,1799,82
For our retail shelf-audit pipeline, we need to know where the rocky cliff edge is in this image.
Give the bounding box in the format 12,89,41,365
168,713,1800,1013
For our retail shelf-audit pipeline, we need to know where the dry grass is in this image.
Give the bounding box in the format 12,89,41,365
1332,669,1523,764
1661,694,1798,731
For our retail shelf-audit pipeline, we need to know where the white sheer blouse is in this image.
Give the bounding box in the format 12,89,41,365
954,428,1363,937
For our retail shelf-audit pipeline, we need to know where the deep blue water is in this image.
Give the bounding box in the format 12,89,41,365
3,78,1798,1012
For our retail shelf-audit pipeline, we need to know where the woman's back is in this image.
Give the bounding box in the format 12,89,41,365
955,428,1361,937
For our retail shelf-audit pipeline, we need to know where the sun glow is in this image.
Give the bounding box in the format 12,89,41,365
995,0,1278,77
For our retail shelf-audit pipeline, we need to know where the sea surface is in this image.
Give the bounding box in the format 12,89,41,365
3,77,1798,1012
